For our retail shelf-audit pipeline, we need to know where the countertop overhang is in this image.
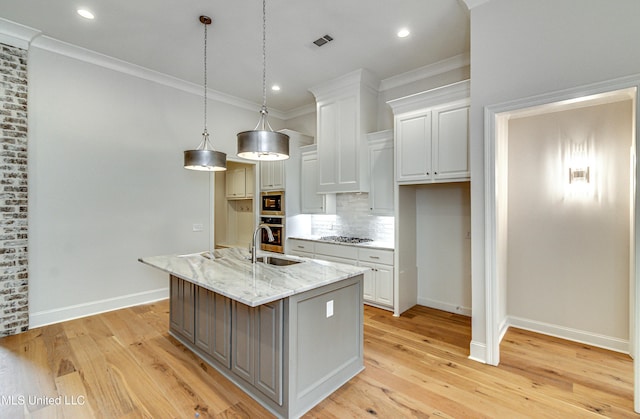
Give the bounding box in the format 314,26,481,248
139,247,368,307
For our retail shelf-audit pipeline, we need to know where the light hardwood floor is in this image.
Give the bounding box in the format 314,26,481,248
0,300,635,418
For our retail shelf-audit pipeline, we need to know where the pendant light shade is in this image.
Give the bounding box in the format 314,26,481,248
237,129,289,161
184,16,227,171
237,0,289,161
184,131,227,171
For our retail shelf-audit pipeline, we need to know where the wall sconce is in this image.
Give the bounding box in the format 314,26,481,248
569,166,590,183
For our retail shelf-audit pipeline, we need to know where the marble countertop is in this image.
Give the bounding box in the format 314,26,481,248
139,247,368,307
288,236,394,251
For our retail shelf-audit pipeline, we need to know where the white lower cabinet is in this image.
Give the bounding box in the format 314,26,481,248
358,248,394,308
288,239,394,310
288,238,314,257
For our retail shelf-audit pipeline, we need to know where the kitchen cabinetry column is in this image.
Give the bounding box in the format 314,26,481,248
309,69,378,194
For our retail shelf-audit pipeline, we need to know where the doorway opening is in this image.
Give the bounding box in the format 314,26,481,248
214,160,257,249
485,78,639,410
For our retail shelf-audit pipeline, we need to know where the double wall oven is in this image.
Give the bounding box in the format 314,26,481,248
260,191,284,253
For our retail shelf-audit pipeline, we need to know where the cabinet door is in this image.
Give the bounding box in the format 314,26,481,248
195,288,231,368
358,261,376,302
301,151,325,214
226,168,246,199
374,264,394,307
260,161,284,191
317,101,339,190
169,276,195,343
255,301,283,405
396,111,432,182
368,141,394,215
433,104,469,180
317,96,359,192
271,161,284,190
231,300,283,405
246,165,254,198
232,301,254,383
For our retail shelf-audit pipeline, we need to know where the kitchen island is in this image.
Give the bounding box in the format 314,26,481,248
139,247,368,418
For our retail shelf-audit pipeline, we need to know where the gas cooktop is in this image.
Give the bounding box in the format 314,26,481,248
319,235,373,244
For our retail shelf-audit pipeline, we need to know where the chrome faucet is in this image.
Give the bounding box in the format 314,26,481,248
251,223,274,263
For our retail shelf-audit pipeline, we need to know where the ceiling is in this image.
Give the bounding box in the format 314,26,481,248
1,0,470,113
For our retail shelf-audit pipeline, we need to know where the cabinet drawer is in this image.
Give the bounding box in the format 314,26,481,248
315,242,358,260
358,248,394,265
288,239,315,253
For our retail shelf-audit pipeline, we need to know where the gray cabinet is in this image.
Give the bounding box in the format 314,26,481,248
169,275,195,343
167,274,362,418
195,287,231,368
232,300,282,404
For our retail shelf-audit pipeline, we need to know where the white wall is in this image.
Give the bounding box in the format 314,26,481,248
507,100,632,342
469,0,640,360
27,43,279,326
416,183,472,315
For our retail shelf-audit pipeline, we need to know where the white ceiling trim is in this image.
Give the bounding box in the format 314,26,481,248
379,53,470,92
27,33,291,120
0,18,41,50
462,0,491,10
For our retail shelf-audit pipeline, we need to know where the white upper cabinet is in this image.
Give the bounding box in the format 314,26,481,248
260,160,284,191
367,130,394,215
309,69,378,194
226,168,246,199
432,102,469,180
300,145,336,214
388,80,470,184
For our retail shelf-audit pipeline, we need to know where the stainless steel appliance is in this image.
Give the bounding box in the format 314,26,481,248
260,191,284,216
260,216,284,253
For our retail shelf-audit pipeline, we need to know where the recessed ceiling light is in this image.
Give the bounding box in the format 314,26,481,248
271,85,281,92
77,9,95,20
397,28,410,38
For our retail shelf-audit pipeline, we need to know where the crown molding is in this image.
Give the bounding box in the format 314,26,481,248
386,79,470,115
31,35,267,115
0,18,41,50
462,0,491,10
279,103,316,120
379,53,470,92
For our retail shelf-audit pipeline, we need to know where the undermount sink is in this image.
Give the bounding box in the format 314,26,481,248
256,256,303,266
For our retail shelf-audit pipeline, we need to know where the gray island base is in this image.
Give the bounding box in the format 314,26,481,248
139,248,367,418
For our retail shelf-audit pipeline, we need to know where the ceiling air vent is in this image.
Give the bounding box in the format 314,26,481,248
313,34,333,47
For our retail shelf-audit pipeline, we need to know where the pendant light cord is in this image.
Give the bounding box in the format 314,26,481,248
203,20,208,134
261,0,267,111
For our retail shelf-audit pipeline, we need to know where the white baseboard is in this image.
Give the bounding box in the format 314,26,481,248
29,288,169,329
468,341,487,363
417,297,471,316
506,315,630,354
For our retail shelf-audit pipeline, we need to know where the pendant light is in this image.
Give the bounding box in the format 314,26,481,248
237,0,289,161
184,16,227,171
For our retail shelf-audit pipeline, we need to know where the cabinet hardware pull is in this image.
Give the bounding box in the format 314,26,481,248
369,256,380,259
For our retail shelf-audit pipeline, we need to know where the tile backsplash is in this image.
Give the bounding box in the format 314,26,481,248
309,193,394,242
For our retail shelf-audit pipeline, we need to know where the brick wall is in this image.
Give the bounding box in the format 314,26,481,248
0,42,29,336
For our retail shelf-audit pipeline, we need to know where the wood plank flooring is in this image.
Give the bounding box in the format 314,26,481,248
0,301,635,418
